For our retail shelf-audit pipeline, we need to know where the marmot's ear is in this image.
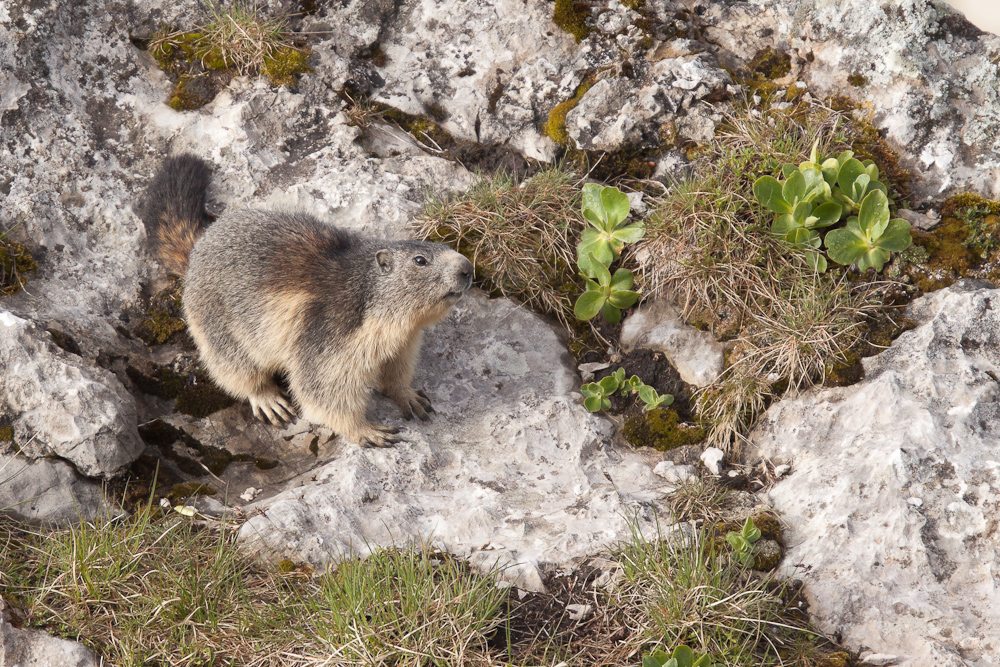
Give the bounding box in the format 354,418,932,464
376,249,394,273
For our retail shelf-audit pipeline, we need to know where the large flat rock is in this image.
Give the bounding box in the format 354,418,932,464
236,291,674,590
752,282,1000,667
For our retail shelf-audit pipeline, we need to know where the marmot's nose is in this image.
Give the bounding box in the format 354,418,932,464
458,258,473,289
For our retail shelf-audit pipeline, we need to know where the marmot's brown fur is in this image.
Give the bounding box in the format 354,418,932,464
138,155,473,447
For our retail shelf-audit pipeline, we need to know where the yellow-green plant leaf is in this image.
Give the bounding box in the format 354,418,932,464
753,176,791,213
574,290,605,320
601,302,622,324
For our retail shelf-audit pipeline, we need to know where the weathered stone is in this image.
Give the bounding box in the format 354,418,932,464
0,311,143,478
238,292,676,590
0,452,113,524
621,299,726,388
566,54,732,151
897,207,942,232
752,282,1000,666
0,598,97,667
703,0,1000,200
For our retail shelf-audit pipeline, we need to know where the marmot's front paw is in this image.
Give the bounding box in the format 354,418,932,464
250,392,296,425
393,388,434,421
357,423,402,448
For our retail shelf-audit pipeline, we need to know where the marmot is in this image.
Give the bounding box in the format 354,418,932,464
138,155,473,447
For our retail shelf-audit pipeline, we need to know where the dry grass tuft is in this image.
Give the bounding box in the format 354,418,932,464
414,166,587,332
640,101,884,450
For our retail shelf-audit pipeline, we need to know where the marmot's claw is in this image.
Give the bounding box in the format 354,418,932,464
359,425,402,447
251,394,296,426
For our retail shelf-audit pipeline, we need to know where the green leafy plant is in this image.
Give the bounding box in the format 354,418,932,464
574,184,644,322
753,140,908,273
825,189,912,272
582,368,674,413
581,368,626,412
574,253,640,323
642,644,716,667
577,183,645,274
725,516,762,566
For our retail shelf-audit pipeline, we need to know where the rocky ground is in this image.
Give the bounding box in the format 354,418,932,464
2,0,1000,664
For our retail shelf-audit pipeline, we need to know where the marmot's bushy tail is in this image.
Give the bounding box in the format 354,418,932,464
139,154,212,277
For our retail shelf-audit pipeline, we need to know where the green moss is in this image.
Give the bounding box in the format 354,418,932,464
747,47,791,80
817,652,852,667
167,482,216,505
167,75,218,111
751,511,782,543
621,0,645,9
824,350,863,387
942,192,1000,218
375,104,456,150
0,425,13,442
277,558,297,573
847,73,869,87
911,216,978,292
621,408,706,451
552,0,591,43
174,379,236,419
136,281,187,346
0,240,38,297
751,540,782,571
544,78,592,146
233,454,280,470
262,46,311,87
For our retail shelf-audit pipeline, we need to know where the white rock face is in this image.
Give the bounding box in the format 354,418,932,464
704,0,1000,200
239,291,675,590
621,299,726,388
0,310,143,478
752,282,1000,667
0,453,113,523
0,598,96,667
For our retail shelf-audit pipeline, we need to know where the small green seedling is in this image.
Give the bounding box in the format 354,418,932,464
725,516,762,566
574,253,640,324
582,369,674,413
825,189,912,272
642,644,716,667
577,183,645,275
581,368,625,412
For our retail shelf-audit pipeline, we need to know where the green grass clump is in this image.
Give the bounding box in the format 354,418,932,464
414,165,586,332
147,0,310,110
640,102,883,450
610,525,835,664
0,505,508,666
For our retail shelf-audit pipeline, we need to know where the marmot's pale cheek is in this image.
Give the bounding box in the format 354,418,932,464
139,155,466,448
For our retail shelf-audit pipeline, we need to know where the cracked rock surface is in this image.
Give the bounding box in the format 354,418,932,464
753,282,1000,667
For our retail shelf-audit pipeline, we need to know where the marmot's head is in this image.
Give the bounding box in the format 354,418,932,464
374,240,474,323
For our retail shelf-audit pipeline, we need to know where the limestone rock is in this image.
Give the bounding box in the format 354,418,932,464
703,0,1000,200
0,311,143,478
566,54,732,151
621,299,725,388
0,453,113,523
752,282,1000,666
0,598,97,667
238,291,675,590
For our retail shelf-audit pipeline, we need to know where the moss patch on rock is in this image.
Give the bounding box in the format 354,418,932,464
127,362,235,419
544,77,593,146
136,281,187,346
747,47,791,80
552,0,591,43
142,22,310,111
167,482,217,505
0,239,37,297
622,408,705,451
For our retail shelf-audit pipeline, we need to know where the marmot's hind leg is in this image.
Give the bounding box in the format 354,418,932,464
288,365,400,447
189,320,296,425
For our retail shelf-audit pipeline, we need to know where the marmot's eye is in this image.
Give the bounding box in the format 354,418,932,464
413,256,427,266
